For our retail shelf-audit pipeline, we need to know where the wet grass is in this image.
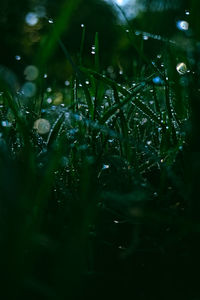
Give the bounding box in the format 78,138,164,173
1,1,200,299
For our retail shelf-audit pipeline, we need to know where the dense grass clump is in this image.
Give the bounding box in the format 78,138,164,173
1,1,200,299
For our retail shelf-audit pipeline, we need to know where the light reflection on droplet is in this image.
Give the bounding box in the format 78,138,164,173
47,87,52,92
102,164,110,170
48,18,54,24
1,120,11,127
176,20,189,31
176,62,187,75
64,80,70,86
15,55,21,61
153,76,163,85
34,118,50,134
143,35,148,40
47,97,52,104
25,12,39,26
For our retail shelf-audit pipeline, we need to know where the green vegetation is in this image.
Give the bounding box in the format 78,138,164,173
0,0,200,299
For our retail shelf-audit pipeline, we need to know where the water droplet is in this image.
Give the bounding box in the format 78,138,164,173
25,12,39,26
91,51,95,55
185,10,190,15
43,73,48,78
108,139,114,143
47,97,52,104
24,65,39,81
48,18,54,24
176,20,189,31
1,120,11,127
15,55,21,61
21,82,37,97
114,220,119,224
102,164,110,170
140,118,148,125
34,118,50,134
47,87,52,92
64,80,70,86
126,29,129,33
143,35,148,40
85,80,90,85
176,62,187,75
81,23,84,28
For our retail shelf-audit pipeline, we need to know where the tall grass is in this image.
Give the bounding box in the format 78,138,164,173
0,1,200,299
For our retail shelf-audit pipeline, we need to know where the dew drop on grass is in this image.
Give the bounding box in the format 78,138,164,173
176,62,187,75
25,12,39,26
1,120,11,127
176,20,189,31
34,118,51,135
185,10,190,15
64,80,70,86
44,73,48,78
108,139,114,143
48,18,54,24
24,65,39,81
47,87,52,92
102,164,110,170
47,97,52,104
81,23,84,28
114,220,119,224
15,55,21,61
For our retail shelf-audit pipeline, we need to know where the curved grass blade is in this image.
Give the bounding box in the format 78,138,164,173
58,39,93,117
47,112,65,148
81,68,162,126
